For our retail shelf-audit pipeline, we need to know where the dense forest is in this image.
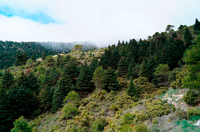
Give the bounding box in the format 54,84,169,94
0,18,200,132
0,41,97,69
0,41,58,69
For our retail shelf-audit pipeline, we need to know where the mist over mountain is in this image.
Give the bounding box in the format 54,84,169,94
38,41,97,52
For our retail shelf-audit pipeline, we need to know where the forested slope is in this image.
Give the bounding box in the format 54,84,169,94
0,19,200,132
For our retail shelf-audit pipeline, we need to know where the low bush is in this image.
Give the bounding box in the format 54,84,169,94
123,112,135,125
62,103,79,119
132,124,147,132
183,89,198,105
175,110,187,119
146,99,170,118
11,116,33,132
91,117,107,132
187,108,200,119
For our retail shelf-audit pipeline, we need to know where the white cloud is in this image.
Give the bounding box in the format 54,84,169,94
0,0,199,47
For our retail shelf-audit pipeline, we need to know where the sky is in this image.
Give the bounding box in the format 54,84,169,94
0,0,199,47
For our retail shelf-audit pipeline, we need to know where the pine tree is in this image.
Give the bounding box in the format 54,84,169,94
194,18,200,33
27,72,39,93
117,56,128,77
39,86,54,110
92,66,104,88
31,54,36,62
128,59,136,79
140,57,157,81
102,67,120,92
89,58,98,74
76,64,94,92
0,86,38,131
99,49,112,69
127,77,137,98
41,53,46,60
51,69,73,112
15,53,28,66
184,27,193,49
182,35,200,89
1,69,14,93
17,72,29,88
112,49,120,69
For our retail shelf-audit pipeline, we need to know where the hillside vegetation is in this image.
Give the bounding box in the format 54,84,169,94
0,19,200,132
0,41,97,69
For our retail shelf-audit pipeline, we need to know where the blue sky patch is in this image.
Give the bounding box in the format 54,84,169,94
0,6,55,24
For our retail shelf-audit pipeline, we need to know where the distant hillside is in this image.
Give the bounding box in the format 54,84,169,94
0,41,58,69
38,41,97,52
0,41,97,69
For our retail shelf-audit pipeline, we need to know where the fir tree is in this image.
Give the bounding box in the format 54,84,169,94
92,66,104,88
194,18,200,33
27,72,39,93
128,59,136,79
17,72,29,88
51,70,73,112
127,77,137,98
112,49,120,69
41,53,46,60
15,53,28,66
117,56,128,77
184,27,193,49
31,54,36,62
99,49,112,69
89,58,99,74
39,86,54,110
140,57,157,81
102,67,120,92
76,64,94,92
0,86,38,131
1,69,14,93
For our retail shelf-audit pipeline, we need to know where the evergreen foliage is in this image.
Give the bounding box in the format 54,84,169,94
1,69,14,93
27,72,39,93
15,53,28,66
11,116,32,132
127,77,137,98
31,54,36,62
51,67,74,112
92,66,104,88
38,86,54,110
182,35,200,89
102,67,120,92
194,18,200,33
117,56,128,77
183,90,198,105
76,64,94,92
0,86,38,131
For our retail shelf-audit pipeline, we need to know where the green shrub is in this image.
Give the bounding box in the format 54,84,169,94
152,118,158,124
62,103,79,119
146,99,170,118
132,124,147,132
168,68,182,82
120,124,132,132
123,112,135,125
91,117,107,132
63,91,80,105
175,110,187,119
183,90,198,105
11,116,33,132
187,108,200,119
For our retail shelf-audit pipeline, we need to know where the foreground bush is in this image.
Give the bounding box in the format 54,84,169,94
62,103,79,119
187,108,200,119
91,117,107,132
183,89,198,105
11,116,32,132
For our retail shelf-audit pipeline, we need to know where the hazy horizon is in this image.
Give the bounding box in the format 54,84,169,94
0,0,199,47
